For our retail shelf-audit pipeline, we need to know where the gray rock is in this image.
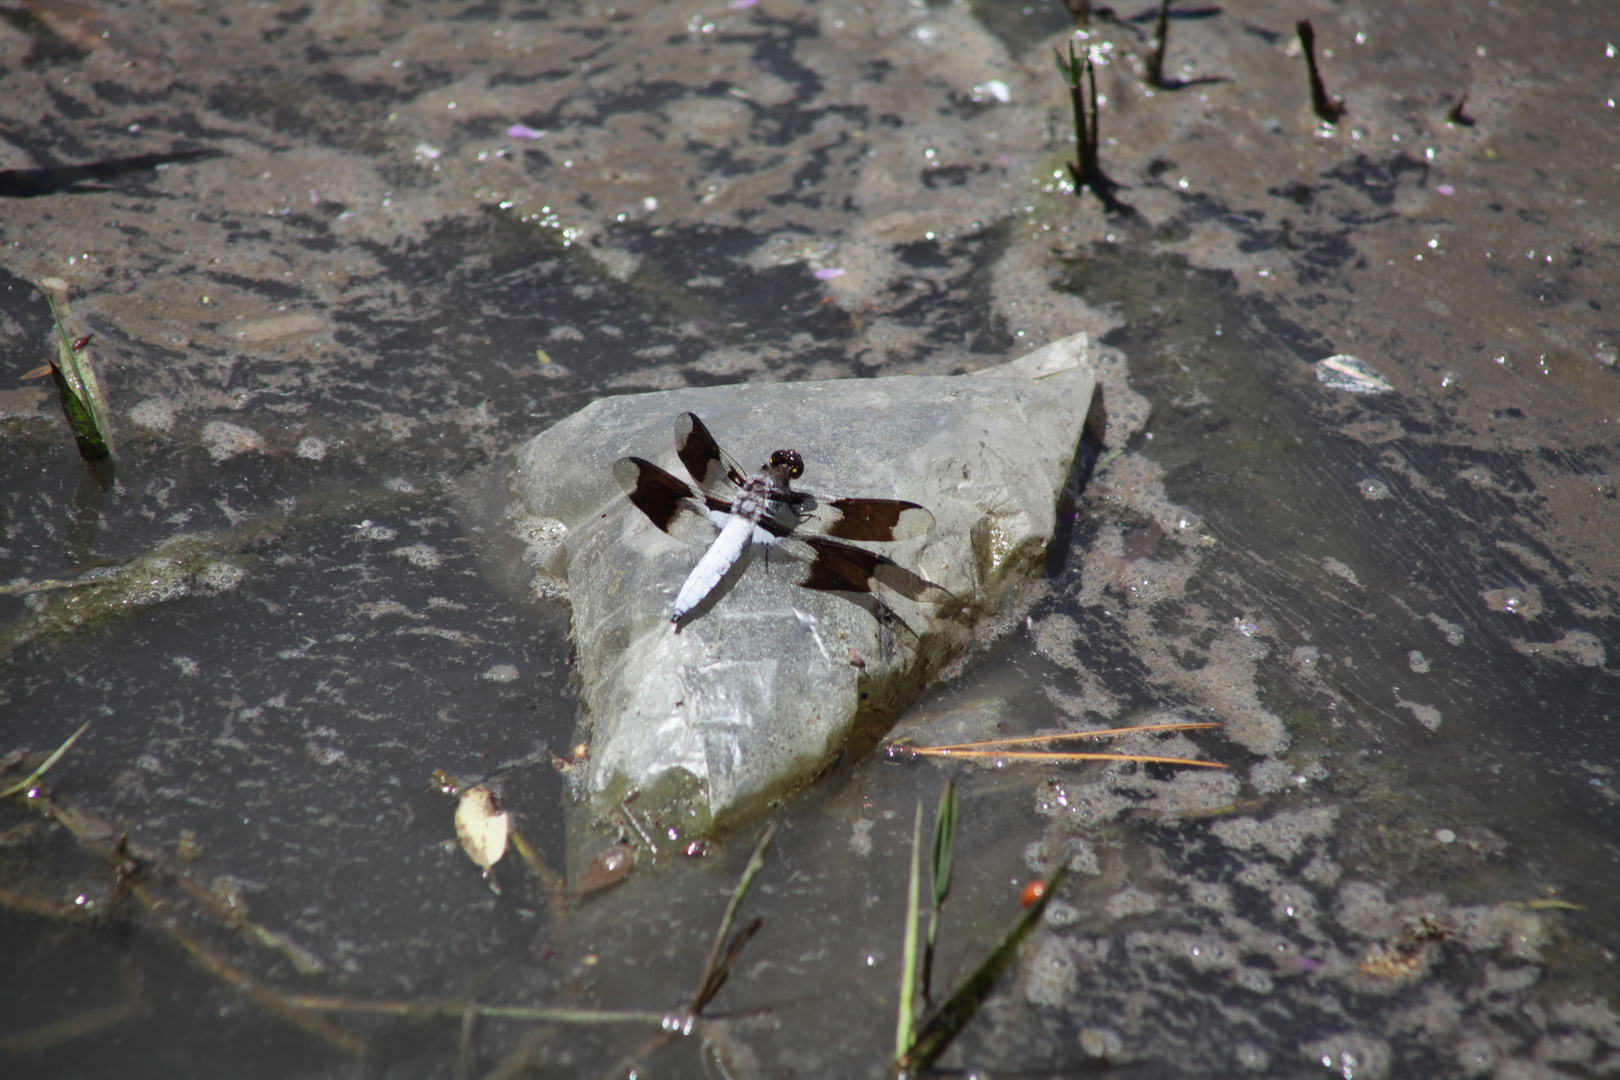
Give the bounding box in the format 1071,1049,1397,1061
511,332,1099,831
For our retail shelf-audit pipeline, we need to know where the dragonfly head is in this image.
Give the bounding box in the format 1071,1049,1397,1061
768,449,804,481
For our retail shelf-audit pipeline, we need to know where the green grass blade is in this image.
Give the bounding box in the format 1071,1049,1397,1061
921,779,958,1003
1053,45,1075,86
900,861,1071,1075
1,720,92,799
929,779,957,912
41,291,113,461
893,802,923,1059
47,363,111,461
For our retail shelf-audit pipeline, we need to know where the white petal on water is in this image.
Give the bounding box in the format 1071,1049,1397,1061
454,786,509,871
1316,354,1393,395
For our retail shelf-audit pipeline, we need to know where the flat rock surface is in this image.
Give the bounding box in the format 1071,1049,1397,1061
512,336,1096,830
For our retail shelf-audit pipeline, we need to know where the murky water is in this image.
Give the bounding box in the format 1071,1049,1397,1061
3,0,1617,1077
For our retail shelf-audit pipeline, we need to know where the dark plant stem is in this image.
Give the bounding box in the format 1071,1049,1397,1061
1059,43,1103,193
1296,19,1345,123
1144,0,1171,87
689,822,775,1015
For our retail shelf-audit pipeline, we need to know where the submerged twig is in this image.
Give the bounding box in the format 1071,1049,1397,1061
11,776,357,1051
0,576,109,596
0,958,142,1054
1296,20,1345,123
159,911,366,1053
458,1006,478,1080
168,868,327,975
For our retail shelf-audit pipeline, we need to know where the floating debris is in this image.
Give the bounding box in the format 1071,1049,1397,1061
1358,913,1451,983
573,841,634,897
1315,354,1393,395
454,784,509,892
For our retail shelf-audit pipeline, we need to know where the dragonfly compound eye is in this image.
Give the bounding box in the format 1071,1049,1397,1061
772,450,804,479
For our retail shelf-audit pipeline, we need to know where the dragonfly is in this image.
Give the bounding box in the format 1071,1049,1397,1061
613,412,954,629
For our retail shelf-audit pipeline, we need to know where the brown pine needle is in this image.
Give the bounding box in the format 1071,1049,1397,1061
919,721,1217,753
893,720,1227,769
903,747,1226,768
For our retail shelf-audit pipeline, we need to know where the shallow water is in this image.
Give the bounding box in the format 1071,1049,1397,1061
3,0,1617,1077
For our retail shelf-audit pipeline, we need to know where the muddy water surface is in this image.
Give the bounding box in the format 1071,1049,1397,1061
2,0,1617,1077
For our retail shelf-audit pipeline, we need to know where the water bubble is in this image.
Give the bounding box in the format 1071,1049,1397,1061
1080,1028,1123,1058
1358,478,1391,500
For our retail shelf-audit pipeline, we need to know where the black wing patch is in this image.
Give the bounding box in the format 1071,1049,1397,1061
791,535,954,604
613,457,723,549
674,412,748,495
816,497,935,542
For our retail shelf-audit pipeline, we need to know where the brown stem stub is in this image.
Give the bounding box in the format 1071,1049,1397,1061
1058,41,1115,203
1297,19,1345,123
1144,0,1171,87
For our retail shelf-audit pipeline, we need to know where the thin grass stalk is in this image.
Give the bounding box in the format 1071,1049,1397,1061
898,862,1071,1076
283,996,667,1025
507,824,570,924
894,802,923,1059
689,821,775,1014
0,720,91,799
921,779,957,1005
